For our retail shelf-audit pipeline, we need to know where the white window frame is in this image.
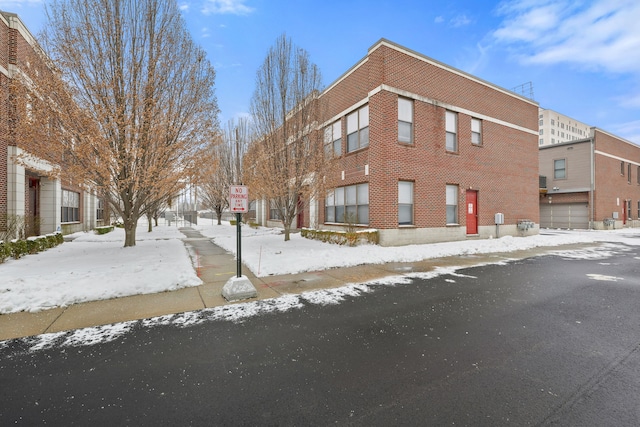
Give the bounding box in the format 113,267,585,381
325,183,369,225
446,185,458,225
445,111,457,152
347,105,369,153
471,118,482,145
398,98,413,144
324,121,342,157
398,181,414,225
554,159,566,180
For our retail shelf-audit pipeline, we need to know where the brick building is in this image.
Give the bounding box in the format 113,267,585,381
539,128,640,229
255,39,540,245
1,11,106,238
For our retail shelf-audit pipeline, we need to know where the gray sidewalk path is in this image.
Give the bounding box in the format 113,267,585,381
0,228,597,341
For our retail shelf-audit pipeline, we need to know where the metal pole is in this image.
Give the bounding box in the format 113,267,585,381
236,212,242,278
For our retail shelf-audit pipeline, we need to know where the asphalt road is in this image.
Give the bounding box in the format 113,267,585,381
2,243,640,426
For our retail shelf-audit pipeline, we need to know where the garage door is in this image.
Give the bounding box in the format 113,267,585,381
540,203,589,229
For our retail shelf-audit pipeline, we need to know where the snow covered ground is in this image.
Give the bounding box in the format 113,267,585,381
1,218,639,315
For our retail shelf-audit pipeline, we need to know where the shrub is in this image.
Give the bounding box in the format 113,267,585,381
95,226,114,235
0,241,11,263
10,239,28,259
301,228,379,246
26,238,40,254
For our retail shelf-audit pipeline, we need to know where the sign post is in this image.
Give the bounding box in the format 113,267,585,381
222,185,257,302
229,185,249,278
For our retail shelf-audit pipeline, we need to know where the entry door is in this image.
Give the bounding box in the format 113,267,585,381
466,190,478,235
296,195,304,229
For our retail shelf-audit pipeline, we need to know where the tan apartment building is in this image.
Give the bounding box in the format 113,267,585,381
539,108,592,147
539,128,640,229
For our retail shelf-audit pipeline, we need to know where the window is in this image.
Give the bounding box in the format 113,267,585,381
539,139,544,145
629,164,632,184
347,105,369,152
61,190,80,223
398,181,413,225
471,118,482,145
637,201,640,218
445,111,457,152
96,199,104,221
554,159,566,179
628,201,632,220
324,121,341,157
398,98,413,144
270,200,282,221
539,129,544,135
325,183,369,224
637,166,640,184
551,129,555,135
446,185,458,224
621,161,625,175
539,119,543,126
551,119,555,126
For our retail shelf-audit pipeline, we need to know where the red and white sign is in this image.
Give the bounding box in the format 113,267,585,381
229,185,249,213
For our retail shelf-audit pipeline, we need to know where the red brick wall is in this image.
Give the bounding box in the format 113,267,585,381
319,40,539,234
1,17,10,227
593,130,640,221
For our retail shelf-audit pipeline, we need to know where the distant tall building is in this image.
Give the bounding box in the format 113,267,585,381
538,108,592,146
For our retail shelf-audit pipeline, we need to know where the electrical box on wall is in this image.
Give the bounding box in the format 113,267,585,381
612,212,619,219
495,213,504,225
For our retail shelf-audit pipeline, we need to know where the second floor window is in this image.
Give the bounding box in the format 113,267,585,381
554,159,566,179
398,98,413,144
347,105,369,152
446,111,457,152
471,118,482,145
324,121,342,157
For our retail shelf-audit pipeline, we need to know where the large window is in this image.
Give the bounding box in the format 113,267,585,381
471,118,482,145
398,98,413,144
446,185,458,224
324,121,342,157
62,190,80,223
398,181,414,225
325,183,369,224
554,159,566,179
347,105,369,152
628,163,632,184
445,111,457,152
96,199,104,221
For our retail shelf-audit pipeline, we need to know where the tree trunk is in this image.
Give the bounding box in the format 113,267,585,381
283,223,291,241
124,220,137,247
216,207,223,225
154,215,159,227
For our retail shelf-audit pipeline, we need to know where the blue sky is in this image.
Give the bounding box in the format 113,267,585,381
2,0,640,143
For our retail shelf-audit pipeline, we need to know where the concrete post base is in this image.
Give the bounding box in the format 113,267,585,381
222,276,258,302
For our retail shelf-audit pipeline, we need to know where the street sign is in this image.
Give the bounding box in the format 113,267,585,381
229,185,249,213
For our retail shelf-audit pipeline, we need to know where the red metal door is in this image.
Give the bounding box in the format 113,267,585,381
466,190,478,235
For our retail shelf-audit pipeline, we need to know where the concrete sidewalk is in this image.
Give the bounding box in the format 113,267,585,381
0,228,596,341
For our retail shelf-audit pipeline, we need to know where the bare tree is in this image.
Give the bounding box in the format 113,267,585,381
247,34,331,241
10,0,219,247
199,118,250,225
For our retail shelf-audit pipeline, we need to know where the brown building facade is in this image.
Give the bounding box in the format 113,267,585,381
322,40,540,245
257,39,541,245
1,11,107,238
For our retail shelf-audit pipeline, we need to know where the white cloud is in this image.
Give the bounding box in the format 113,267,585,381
450,14,471,27
493,0,640,74
201,0,254,15
434,16,444,24
610,119,640,144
